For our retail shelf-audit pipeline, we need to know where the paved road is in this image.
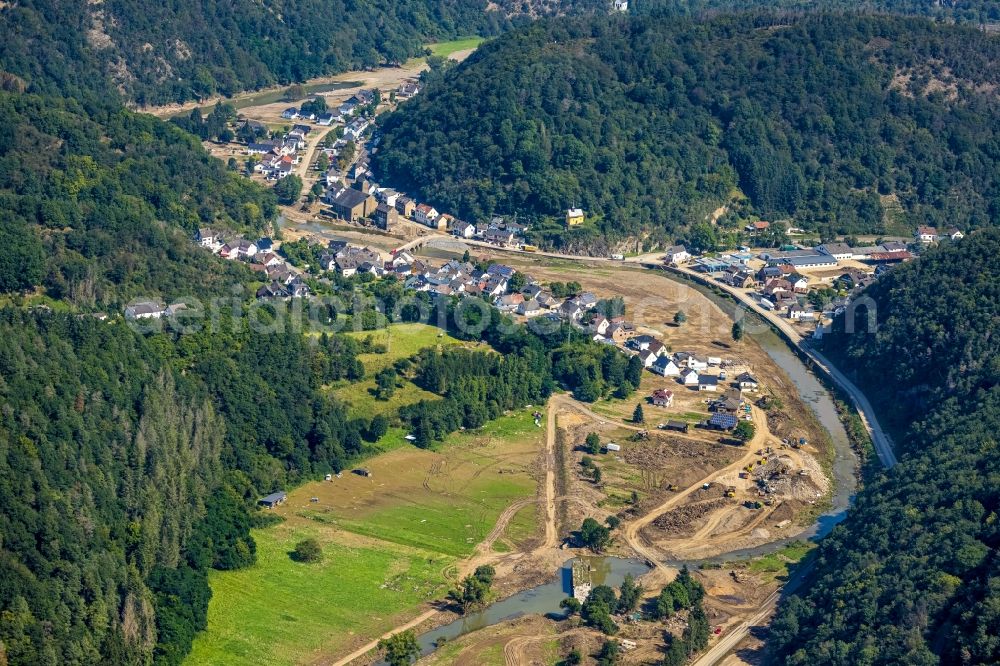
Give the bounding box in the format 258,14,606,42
665,263,897,469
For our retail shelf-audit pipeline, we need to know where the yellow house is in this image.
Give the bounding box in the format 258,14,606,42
566,208,585,226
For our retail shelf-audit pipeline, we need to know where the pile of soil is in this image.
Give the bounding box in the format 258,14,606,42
652,498,732,536
621,436,718,467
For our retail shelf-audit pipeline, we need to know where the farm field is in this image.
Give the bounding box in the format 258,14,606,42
185,409,544,665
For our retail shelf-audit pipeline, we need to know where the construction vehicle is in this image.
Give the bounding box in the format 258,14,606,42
521,244,538,252
724,488,736,498
667,484,680,492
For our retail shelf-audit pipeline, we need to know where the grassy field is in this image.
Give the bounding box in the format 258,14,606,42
332,377,440,419
746,541,815,583
345,323,468,373
186,521,449,665
186,409,544,665
426,37,485,58
505,503,540,549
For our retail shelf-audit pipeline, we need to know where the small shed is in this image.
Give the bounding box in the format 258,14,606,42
606,443,621,452
664,420,689,433
353,468,373,478
258,491,287,509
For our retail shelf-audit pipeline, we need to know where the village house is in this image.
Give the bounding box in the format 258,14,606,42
708,413,737,431
638,348,661,368
125,301,165,319
395,196,416,218
762,278,792,298
606,322,636,344
723,269,757,289
373,203,399,230
588,314,610,336
916,225,939,243
788,305,816,321
566,208,585,226
328,187,377,222
675,352,709,370
197,228,220,247
629,335,656,351
680,368,700,386
559,300,583,321
414,203,440,227
256,282,290,299
452,221,476,239
664,245,691,265
495,293,524,312
791,275,809,294
397,81,420,98
518,299,543,317
698,374,719,391
735,372,759,390
746,220,770,233
253,252,283,267
335,246,383,277
651,389,674,407
651,356,681,377
484,226,516,246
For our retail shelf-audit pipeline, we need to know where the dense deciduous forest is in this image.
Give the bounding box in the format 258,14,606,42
0,0,611,106
0,91,275,306
634,0,1000,23
768,228,1000,664
375,14,1000,248
0,309,392,664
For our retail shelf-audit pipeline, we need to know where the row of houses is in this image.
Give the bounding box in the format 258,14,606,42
195,228,313,300
281,89,377,124
452,216,528,247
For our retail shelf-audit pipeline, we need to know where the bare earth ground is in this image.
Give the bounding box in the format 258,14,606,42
390,253,833,665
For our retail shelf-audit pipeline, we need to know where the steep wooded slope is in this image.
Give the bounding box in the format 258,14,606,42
769,229,1000,664
374,14,1000,247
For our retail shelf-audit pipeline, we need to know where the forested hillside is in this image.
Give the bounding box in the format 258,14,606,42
634,0,1000,23
374,14,1000,247
0,92,275,306
768,229,1000,664
0,0,607,106
0,308,400,664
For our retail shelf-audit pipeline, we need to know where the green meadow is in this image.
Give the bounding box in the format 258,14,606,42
186,406,543,665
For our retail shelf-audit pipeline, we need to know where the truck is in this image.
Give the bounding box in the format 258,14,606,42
521,244,538,252
610,253,625,260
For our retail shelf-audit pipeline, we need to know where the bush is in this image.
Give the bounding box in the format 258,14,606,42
292,538,323,563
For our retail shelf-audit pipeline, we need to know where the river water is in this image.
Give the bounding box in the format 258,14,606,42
405,557,651,658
